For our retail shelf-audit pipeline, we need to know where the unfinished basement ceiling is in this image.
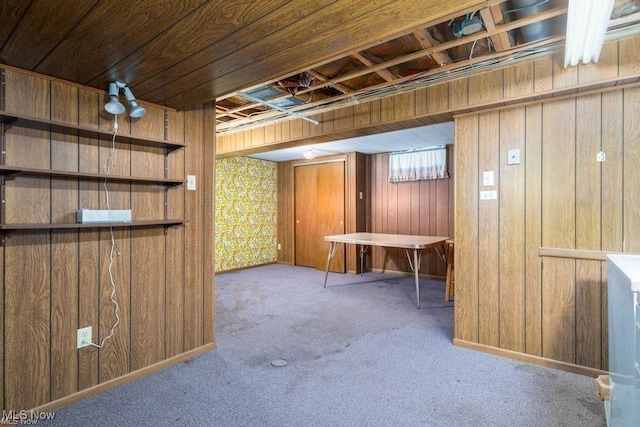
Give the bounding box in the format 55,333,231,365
216,0,640,136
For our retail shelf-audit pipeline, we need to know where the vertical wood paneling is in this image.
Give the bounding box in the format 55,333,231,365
131,229,166,370
618,36,640,79
477,111,499,347
98,228,131,383
1,67,214,412
354,102,372,128
448,79,468,110
204,104,216,344
427,83,448,114
276,161,294,264
385,158,398,271
552,53,578,90
4,233,50,410
372,154,384,270
50,82,79,400
3,71,52,410
184,109,204,351
504,62,533,99
77,89,100,392
468,69,504,106
454,115,479,342
575,94,602,368
166,109,186,357
435,177,449,277
541,98,576,364
524,104,543,356
395,92,415,120
98,108,133,383
578,41,618,84
3,69,50,118
414,87,427,116
396,175,411,272
498,107,525,353
533,57,553,94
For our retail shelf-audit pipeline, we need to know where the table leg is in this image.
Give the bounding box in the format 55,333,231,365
405,248,422,308
359,244,369,276
323,242,342,287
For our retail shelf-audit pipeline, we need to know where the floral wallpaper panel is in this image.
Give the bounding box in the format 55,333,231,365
215,157,277,272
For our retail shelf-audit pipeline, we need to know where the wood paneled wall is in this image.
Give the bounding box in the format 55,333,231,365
0,67,214,412
369,148,454,277
454,86,640,371
276,150,452,278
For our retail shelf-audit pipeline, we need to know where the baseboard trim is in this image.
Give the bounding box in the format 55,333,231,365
30,342,217,414
453,339,606,377
216,262,277,273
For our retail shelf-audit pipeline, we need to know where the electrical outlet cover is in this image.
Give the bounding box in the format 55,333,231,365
77,326,92,349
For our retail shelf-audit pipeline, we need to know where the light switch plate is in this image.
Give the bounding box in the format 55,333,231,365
187,175,196,191
482,170,494,186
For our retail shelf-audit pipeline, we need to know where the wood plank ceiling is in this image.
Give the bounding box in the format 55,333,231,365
0,0,639,135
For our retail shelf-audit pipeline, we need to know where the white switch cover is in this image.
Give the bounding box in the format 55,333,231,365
480,190,497,200
482,171,494,186
187,175,196,191
507,149,521,165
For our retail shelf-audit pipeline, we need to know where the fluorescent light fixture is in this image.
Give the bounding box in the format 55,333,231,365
303,148,316,159
564,0,615,67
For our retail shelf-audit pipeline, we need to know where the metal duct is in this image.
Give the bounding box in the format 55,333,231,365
508,0,564,43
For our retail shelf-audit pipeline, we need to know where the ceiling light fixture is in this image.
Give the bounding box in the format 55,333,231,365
564,0,615,67
303,148,317,159
104,81,147,117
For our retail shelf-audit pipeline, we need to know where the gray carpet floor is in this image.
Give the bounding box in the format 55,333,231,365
44,263,606,426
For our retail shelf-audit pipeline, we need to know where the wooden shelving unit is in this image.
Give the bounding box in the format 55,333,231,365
0,108,186,242
0,110,185,152
0,165,184,186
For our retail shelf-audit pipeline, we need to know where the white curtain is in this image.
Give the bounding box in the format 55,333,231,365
388,147,449,183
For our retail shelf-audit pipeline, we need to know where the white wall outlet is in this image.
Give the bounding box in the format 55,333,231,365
507,149,521,165
77,326,92,349
597,151,606,162
277,243,282,250
187,175,196,191
482,170,494,186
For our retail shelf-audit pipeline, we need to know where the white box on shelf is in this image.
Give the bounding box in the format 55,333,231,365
77,209,132,223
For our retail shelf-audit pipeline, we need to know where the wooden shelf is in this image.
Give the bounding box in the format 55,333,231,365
0,110,185,153
0,165,184,186
0,219,185,231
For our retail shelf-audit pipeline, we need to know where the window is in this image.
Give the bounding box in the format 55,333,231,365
388,146,449,183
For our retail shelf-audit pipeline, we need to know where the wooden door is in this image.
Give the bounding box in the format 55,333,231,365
295,161,345,272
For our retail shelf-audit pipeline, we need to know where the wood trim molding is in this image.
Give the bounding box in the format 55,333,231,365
29,342,216,414
453,339,606,378
538,247,639,261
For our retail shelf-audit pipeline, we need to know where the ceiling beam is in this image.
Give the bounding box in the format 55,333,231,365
352,52,397,82
479,5,512,52
412,28,452,65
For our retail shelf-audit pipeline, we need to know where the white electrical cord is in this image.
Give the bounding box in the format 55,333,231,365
86,115,121,349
